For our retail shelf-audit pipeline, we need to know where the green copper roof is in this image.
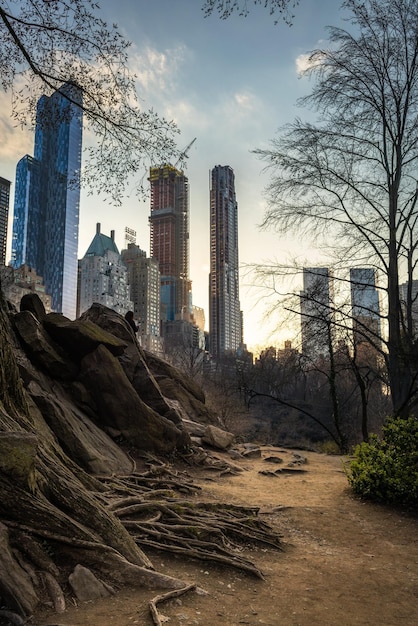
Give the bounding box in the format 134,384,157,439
84,226,119,257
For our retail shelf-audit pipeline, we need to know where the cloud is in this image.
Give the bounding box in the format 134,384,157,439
0,91,33,171
295,53,313,75
131,43,190,98
234,91,258,113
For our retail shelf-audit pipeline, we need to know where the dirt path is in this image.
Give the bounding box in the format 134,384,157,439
37,448,418,626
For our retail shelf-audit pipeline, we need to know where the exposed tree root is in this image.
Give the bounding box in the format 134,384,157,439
96,462,283,582
149,583,197,626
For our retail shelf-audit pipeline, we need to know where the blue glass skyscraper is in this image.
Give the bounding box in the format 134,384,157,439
11,82,83,319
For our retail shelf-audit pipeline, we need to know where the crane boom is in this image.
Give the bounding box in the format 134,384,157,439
174,137,196,169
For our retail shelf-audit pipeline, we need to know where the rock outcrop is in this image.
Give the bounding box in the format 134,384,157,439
10,298,222,472
0,293,225,618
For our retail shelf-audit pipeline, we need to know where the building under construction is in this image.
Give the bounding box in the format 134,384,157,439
149,165,191,322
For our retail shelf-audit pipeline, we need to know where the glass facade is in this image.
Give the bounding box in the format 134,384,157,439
11,156,41,269
350,268,381,345
11,82,83,318
300,267,334,359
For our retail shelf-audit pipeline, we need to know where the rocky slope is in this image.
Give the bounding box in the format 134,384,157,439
0,294,226,622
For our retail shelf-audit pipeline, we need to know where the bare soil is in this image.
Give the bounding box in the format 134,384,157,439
37,447,418,626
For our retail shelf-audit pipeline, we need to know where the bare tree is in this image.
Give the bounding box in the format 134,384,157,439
0,0,182,202
254,0,418,417
247,261,390,448
163,325,206,381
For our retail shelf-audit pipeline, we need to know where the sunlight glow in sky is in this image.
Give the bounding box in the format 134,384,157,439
0,0,348,353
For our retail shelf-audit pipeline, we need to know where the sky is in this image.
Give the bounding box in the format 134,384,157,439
0,0,350,354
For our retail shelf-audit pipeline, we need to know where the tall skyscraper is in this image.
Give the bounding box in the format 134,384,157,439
209,165,242,360
11,82,83,319
78,223,132,317
300,267,333,359
0,177,11,266
121,242,162,353
350,268,381,345
149,165,191,322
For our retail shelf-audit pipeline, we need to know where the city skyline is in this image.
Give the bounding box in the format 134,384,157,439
0,1,350,350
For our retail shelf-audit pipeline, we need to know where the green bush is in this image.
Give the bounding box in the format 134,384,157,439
346,416,418,507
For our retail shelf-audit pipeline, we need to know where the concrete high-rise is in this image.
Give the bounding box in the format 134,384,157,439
149,165,191,322
121,242,162,353
0,177,11,266
78,223,132,317
300,267,333,359
399,279,418,336
209,165,242,359
0,264,51,313
11,82,83,319
350,268,381,346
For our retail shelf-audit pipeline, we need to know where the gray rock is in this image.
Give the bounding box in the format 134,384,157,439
263,455,283,464
228,449,244,460
241,447,262,459
202,425,235,450
13,310,78,381
68,564,112,602
78,344,190,453
182,418,207,437
20,292,47,322
44,313,127,361
27,380,133,476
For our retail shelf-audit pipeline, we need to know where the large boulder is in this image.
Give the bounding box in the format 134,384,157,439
8,296,208,461
13,310,78,381
79,302,138,345
80,303,219,427
145,352,221,426
78,344,190,453
27,380,133,475
43,313,127,361
202,425,235,450
81,304,182,423
20,292,47,322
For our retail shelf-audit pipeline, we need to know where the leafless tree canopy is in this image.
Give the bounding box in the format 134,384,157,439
0,0,182,202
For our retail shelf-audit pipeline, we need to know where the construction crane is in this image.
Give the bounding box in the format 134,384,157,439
174,137,196,169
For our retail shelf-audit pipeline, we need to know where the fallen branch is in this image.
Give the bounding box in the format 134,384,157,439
149,583,197,626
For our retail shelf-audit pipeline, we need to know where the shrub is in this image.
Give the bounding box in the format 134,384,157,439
318,440,341,455
346,416,418,507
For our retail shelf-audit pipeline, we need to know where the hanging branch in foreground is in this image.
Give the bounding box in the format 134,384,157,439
0,0,182,202
201,0,300,25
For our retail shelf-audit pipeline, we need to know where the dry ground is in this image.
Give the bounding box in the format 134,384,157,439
36,447,418,626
